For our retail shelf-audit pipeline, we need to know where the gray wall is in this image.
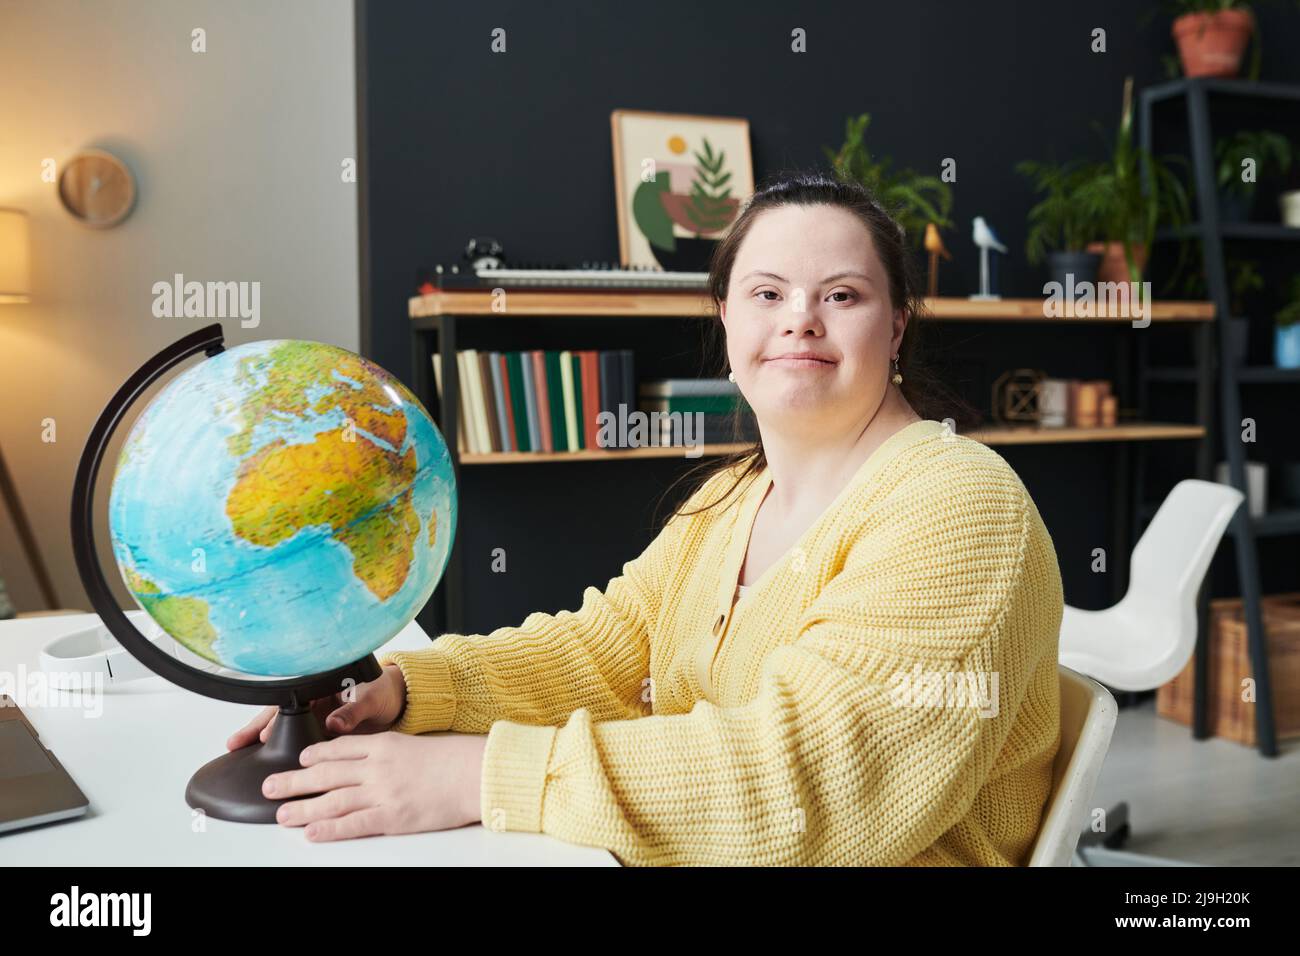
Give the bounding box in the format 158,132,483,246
0,0,359,611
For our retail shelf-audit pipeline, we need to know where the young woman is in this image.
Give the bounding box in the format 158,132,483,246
229,171,1064,866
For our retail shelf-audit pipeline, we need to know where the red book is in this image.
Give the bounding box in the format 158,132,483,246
531,350,553,452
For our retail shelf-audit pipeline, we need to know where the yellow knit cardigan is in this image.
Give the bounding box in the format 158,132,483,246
378,418,1064,866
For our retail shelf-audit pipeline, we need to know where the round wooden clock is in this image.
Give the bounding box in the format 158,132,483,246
58,149,136,228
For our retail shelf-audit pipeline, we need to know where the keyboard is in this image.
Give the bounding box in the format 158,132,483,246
422,263,710,293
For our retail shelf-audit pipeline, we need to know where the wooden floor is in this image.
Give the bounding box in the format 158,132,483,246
1089,697,1300,866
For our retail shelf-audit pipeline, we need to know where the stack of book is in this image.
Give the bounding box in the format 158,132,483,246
639,378,757,447
432,349,634,454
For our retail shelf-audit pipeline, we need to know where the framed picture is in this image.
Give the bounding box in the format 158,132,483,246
610,109,753,272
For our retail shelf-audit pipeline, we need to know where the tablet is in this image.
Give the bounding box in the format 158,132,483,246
0,694,90,835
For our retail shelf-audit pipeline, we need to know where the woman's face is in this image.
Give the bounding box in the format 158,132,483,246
719,204,907,437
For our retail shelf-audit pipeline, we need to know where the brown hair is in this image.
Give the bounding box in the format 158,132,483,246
654,167,979,527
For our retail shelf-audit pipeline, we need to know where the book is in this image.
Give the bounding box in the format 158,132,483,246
639,378,739,398
560,350,579,451
641,395,743,415
488,352,511,453
544,351,568,450
478,351,500,451
505,351,530,452
598,352,621,448
530,350,551,451
580,350,600,449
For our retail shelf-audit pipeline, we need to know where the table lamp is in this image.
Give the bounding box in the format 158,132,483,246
0,207,60,609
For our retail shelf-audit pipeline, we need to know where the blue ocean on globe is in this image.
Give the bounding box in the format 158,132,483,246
107,338,456,677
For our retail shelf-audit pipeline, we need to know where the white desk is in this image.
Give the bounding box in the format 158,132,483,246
0,613,616,866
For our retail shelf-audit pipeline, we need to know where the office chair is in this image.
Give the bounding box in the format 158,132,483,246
1058,478,1245,866
1027,665,1117,866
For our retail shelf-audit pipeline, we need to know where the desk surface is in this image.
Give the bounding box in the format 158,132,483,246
0,614,616,866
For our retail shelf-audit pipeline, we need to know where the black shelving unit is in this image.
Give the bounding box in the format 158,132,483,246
1139,76,1300,757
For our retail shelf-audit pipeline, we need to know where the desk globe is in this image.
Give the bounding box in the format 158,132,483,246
71,325,456,823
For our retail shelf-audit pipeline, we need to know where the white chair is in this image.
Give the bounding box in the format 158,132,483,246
1058,478,1245,865
1027,665,1118,866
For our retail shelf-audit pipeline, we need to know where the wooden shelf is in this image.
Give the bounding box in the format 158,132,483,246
456,422,1205,463
409,291,1214,323
966,422,1205,445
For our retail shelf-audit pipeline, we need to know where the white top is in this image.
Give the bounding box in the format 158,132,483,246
734,583,752,605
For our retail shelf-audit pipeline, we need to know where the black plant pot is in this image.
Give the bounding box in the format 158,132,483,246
1219,188,1255,223
1227,316,1250,365
651,237,718,272
1046,250,1102,290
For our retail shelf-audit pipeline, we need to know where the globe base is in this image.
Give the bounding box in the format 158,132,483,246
185,704,328,824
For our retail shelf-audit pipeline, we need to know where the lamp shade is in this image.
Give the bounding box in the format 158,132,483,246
0,209,32,303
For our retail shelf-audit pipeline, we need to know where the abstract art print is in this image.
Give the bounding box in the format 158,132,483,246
610,109,753,271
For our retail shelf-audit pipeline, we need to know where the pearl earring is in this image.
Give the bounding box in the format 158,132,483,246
728,370,736,383
891,355,903,386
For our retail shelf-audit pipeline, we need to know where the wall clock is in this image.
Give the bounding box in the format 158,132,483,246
58,149,136,228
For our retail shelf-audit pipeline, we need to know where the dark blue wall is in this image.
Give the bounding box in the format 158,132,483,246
357,0,1300,634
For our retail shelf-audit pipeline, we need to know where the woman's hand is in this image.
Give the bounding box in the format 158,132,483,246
263,732,489,840
225,663,408,751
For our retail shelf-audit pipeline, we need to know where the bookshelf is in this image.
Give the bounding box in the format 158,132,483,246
408,290,1216,635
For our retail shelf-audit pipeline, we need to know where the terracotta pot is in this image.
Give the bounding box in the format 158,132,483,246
1173,9,1254,78
1086,241,1148,284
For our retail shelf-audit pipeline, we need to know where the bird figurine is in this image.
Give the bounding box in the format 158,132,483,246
970,216,1007,300
924,223,952,298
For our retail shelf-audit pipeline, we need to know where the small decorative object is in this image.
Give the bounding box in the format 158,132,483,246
1171,3,1255,78
1075,383,1100,428
923,223,951,297
1275,275,1300,369
1281,189,1300,227
611,110,753,271
990,368,1044,425
58,148,136,228
1039,379,1069,427
970,216,1007,300
1100,394,1118,427
1215,461,1268,517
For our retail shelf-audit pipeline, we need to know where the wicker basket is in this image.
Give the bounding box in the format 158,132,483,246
1156,592,1300,746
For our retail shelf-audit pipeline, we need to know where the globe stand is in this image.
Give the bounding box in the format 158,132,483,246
186,703,329,824
71,324,386,825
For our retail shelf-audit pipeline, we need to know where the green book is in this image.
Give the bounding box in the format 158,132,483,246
505,352,531,452
544,350,568,451
570,352,585,449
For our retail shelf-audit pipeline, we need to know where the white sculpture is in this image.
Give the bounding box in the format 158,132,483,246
970,216,1007,301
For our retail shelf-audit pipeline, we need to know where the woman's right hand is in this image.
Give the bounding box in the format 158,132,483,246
225,663,408,752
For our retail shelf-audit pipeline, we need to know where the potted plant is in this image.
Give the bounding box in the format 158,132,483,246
1275,275,1300,368
1086,78,1192,289
1167,0,1256,77
823,113,954,247
1215,130,1292,221
1185,257,1264,361
1016,158,1107,288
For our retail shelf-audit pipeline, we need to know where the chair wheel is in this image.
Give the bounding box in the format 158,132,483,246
1103,823,1130,849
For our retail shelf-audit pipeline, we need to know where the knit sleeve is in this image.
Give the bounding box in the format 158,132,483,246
478,481,1063,865
376,503,691,735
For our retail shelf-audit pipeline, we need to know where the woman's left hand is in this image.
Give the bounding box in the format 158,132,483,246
263,732,488,841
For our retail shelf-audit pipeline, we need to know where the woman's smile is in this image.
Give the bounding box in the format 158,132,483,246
763,354,837,370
